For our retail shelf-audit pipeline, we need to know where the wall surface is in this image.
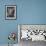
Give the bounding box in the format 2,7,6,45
0,0,46,45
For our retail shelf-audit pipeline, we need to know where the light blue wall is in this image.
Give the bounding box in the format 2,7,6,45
0,0,46,44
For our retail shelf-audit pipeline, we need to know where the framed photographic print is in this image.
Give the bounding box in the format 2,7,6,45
5,5,16,20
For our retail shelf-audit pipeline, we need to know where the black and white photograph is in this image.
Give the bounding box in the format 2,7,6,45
5,5,16,20
18,25,46,46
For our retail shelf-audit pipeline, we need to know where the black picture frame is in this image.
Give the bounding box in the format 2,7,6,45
5,5,16,20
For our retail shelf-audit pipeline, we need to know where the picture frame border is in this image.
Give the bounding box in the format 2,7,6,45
5,5,17,20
